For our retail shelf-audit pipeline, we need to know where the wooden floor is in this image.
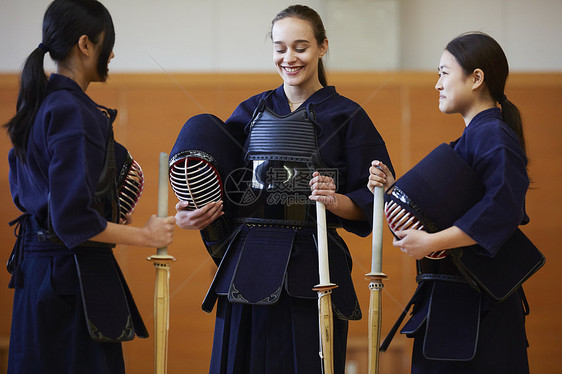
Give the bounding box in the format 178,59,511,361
0,71,561,373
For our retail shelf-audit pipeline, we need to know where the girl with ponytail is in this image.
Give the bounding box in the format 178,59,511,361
6,0,115,161
370,32,534,373
5,1,175,373
442,32,527,156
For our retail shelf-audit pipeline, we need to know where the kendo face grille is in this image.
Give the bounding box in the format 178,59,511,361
119,159,144,220
384,189,446,260
169,157,223,210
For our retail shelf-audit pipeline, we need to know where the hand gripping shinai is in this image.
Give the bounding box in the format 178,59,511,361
365,180,387,374
147,152,176,374
313,201,338,374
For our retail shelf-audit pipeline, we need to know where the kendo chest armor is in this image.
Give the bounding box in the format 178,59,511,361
237,103,337,227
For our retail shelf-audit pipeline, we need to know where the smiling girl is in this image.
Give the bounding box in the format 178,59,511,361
174,4,394,373
370,32,533,374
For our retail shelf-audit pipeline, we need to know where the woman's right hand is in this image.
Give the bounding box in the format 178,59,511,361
142,214,176,248
175,200,224,230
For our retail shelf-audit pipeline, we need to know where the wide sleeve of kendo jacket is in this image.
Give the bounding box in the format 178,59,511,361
453,109,529,256
313,91,394,238
41,89,111,248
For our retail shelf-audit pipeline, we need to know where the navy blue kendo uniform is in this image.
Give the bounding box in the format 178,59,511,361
7,74,146,374
198,85,394,374
384,108,535,374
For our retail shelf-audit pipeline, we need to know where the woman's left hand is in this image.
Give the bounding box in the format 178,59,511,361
393,229,437,260
393,226,476,260
309,171,337,206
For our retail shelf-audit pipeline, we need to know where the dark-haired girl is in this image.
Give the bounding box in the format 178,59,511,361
369,32,532,373
175,4,394,373
5,1,175,372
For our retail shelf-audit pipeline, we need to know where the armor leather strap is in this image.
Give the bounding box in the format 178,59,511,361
93,125,119,223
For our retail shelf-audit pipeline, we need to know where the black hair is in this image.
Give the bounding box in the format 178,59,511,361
446,32,526,156
4,0,115,161
271,4,328,87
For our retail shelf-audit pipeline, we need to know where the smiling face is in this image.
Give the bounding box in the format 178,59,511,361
435,50,475,117
271,17,327,92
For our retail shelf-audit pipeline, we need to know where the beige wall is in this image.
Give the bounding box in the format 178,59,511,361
1,72,561,373
2,0,562,73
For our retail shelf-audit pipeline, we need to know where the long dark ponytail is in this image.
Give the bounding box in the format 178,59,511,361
5,46,49,161
4,0,115,162
271,5,328,86
446,32,526,157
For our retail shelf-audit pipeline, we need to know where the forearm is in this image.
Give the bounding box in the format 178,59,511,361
431,226,477,251
90,222,150,247
325,193,365,221
89,214,175,249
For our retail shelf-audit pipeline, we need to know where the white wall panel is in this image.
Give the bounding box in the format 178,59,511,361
0,0,560,72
